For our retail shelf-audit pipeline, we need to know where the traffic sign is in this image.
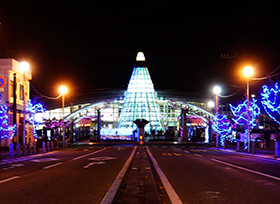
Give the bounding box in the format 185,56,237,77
0,76,6,88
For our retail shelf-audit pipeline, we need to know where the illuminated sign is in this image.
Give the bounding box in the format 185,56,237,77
0,76,6,88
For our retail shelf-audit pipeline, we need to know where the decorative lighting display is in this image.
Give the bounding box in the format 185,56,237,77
230,98,260,149
26,100,45,138
0,93,15,139
261,83,280,124
44,118,71,133
101,128,134,140
212,113,232,146
117,62,165,134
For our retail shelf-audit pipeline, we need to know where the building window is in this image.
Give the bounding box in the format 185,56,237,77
20,84,24,100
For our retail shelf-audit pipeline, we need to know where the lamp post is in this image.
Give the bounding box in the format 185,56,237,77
19,61,30,156
59,86,67,148
243,66,253,153
213,86,221,147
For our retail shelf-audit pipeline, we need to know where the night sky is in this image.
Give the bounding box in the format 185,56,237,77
0,1,280,108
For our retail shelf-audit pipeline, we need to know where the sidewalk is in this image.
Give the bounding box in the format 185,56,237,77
212,144,280,161
0,142,65,163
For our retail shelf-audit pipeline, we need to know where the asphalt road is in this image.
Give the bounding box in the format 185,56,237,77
147,144,280,204
0,145,135,204
2,143,280,204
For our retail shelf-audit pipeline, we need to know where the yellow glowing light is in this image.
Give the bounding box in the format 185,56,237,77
136,52,145,61
19,61,30,71
59,86,67,94
243,66,253,77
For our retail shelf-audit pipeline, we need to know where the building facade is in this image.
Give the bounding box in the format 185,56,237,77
0,59,32,146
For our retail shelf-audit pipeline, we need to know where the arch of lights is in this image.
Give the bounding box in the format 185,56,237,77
46,97,215,140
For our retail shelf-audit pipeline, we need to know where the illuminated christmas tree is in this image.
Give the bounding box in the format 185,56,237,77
0,93,15,139
261,82,280,124
26,100,45,138
230,98,260,149
118,52,165,133
212,113,232,147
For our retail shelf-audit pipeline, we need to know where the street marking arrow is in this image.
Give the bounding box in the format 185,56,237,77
84,162,105,168
88,157,117,161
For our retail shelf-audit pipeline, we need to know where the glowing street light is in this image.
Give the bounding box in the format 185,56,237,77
243,66,253,153
19,61,30,156
208,101,214,108
59,86,67,148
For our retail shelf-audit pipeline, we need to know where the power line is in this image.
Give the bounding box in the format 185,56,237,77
29,0,168,47
30,83,62,100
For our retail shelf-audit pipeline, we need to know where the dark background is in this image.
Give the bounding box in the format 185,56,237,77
0,1,279,108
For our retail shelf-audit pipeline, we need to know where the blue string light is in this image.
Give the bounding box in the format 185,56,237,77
230,98,260,149
261,83,280,124
0,93,15,139
26,100,45,138
212,113,232,147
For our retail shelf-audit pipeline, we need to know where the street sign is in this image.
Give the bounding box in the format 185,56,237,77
0,76,6,88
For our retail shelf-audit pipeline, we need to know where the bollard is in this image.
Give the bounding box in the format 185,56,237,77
275,141,279,158
33,142,37,154
16,143,20,157
51,141,54,151
252,141,256,154
28,142,31,155
47,141,49,152
42,141,45,153
9,143,14,158
237,140,240,152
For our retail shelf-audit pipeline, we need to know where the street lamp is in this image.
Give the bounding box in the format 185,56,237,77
59,86,67,148
243,66,253,153
19,61,30,156
213,86,221,114
213,86,221,148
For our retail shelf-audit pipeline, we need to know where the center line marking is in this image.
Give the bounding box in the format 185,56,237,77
211,158,280,181
0,176,20,184
43,162,63,169
194,154,203,157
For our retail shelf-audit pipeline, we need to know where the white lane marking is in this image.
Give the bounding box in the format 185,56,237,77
84,162,105,168
11,164,24,167
194,154,203,157
101,146,137,204
0,176,20,184
31,158,59,163
184,150,190,154
43,162,63,169
146,147,182,204
162,146,167,148
211,158,280,181
73,148,106,160
2,163,24,171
